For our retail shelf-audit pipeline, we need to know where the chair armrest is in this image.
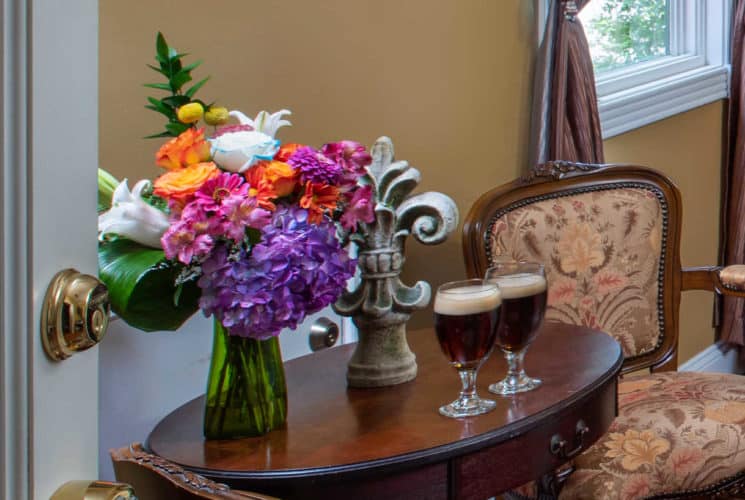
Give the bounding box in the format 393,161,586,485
719,265,745,294
111,443,278,500
681,266,745,297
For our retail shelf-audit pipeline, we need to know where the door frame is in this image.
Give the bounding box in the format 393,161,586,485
2,1,31,497
2,0,99,498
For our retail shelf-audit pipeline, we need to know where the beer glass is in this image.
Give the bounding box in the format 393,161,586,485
434,279,501,418
485,262,547,395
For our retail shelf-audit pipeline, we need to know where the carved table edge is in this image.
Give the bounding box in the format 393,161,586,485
110,442,279,500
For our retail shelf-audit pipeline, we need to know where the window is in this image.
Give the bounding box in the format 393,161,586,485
582,0,669,73
539,0,731,138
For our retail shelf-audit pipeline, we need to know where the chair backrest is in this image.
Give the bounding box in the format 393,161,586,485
462,162,683,374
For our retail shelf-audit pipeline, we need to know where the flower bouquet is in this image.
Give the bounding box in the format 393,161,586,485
98,33,374,438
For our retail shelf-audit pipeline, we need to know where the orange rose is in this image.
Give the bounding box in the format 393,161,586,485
263,160,299,197
155,128,211,170
153,162,220,200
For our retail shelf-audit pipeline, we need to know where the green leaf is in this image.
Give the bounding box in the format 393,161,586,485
98,239,200,332
156,32,169,62
145,131,174,139
170,70,192,91
181,60,202,73
185,76,209,98
165,122,190,136
147,63,167,76
162,95,191,107
145,104,173,118
146,96,174,115
143,82,172,91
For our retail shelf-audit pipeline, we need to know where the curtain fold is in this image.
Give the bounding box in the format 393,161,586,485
529,0,604,168
720,0,745,346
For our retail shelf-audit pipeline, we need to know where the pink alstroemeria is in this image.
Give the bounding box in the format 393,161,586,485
220,196,272,242
340,185,375,231
161,221,214,265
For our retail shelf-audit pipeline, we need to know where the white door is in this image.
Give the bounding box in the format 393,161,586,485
1,1,350,497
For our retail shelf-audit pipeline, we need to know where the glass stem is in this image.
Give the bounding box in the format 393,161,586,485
457,368,478,405
504,350,526,389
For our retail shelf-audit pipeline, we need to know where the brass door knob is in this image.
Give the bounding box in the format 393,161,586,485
50,480,135,500
309,317,340,351
41,269,111,361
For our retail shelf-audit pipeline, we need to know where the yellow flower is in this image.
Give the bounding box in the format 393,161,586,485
177,102,204,124
204,106,229,126
153,162,219,200
605,429,670,471
557,223,604,273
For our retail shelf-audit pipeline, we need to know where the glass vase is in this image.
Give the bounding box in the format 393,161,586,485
203,319,287,439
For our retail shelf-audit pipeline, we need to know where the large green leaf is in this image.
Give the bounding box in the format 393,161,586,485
98,239,200,332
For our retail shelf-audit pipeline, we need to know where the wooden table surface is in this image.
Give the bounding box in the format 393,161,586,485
147,322,623,499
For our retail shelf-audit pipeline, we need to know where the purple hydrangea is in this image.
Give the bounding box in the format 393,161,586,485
287,146,343,185
198,206,356,339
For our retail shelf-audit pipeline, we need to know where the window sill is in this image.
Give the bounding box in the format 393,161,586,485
599,64,730,139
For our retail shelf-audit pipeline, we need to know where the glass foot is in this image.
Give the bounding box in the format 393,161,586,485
439,397,496,418
489,375,542,395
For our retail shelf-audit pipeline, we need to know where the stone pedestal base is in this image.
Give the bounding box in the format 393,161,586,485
347,317,417,388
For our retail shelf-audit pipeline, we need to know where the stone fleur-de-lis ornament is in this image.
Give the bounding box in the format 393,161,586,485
334,137,458,388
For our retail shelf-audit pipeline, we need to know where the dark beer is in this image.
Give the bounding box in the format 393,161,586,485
434,285,501,370
491,273,547,352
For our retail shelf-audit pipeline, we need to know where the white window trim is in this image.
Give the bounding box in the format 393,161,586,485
536,0,732,139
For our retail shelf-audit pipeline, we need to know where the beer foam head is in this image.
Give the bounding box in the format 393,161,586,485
489,273,547,299
434,285,501,315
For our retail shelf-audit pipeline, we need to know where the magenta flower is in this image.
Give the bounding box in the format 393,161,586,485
321,140,372,174
340,185,375,231
194,172,248,212
287,146,342,184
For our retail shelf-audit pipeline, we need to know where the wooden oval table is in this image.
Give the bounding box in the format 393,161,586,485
147,322,623,500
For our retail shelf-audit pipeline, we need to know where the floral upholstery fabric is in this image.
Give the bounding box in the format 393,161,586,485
558,371,745,499
488,187,664,358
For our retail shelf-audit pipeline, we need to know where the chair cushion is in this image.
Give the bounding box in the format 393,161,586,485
488,187,664,359
557,371,745,499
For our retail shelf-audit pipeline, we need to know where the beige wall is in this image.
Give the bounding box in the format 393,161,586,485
604,102,724,363
100,0,537,323
100,1,721,364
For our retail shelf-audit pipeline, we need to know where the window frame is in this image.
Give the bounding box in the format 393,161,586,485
537,0,732,138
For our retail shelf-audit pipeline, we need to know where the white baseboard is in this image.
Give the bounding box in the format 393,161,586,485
679,341,744,374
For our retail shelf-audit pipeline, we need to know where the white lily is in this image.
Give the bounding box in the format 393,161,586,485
98,179,170,249
229,109,292,138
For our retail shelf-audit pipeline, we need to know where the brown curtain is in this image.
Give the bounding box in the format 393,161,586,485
720,0,745,346
529,0,604,167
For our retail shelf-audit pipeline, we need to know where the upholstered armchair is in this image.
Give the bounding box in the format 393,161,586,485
463,162,745,499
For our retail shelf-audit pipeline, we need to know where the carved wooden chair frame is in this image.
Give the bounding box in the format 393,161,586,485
463,161,745,375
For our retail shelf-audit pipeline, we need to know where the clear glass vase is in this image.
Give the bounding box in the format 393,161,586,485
203,319,287,439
